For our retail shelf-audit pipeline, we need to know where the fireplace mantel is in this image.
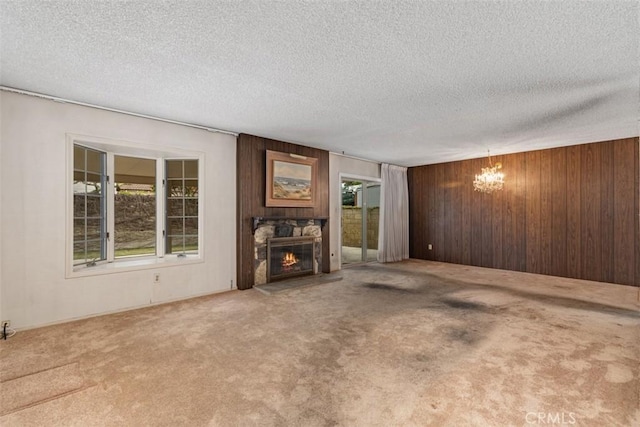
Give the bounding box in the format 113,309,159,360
251,216,329,234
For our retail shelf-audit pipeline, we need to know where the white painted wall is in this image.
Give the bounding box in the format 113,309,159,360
0,92,237,329
328,153,381,271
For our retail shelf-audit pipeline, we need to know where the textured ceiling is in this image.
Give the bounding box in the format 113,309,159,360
1,1,638,166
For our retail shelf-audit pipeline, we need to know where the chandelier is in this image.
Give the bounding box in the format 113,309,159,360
473,150,504,193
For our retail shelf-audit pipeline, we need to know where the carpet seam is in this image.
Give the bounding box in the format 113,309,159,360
0,361,79,383
0,383,96,417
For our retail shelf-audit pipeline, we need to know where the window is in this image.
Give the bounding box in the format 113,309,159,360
73,145,107,265
166,160,199,255
69,135,202,273
114,155,157,258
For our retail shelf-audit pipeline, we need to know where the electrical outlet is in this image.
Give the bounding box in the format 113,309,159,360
2,320,10,328
154,273,160,283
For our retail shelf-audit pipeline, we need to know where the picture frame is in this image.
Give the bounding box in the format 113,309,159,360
266,150,318,207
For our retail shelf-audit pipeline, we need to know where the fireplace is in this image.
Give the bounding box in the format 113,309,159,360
253,217,325,286
267,237,316,282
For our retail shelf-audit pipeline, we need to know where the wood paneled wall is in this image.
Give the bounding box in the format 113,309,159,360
408,137,639,286
237,134,331,290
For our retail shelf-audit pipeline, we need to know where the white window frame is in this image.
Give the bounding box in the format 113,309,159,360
66,134,205,278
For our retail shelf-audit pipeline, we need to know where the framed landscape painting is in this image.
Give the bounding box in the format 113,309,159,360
266,150,318,207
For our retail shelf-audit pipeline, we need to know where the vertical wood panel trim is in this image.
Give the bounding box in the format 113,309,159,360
516,153,527,271
539,150,552,275
436,164,445,261
581,144,601,281
600,143,615,283
461,160,472,265
427,166,437,260
550,148,567,277
566,146,581,278
525,151,541,273
500,154,516,271
470,158,484,266
613,139,636,285
451,161,463,264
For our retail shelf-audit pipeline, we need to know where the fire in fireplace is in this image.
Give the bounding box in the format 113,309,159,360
267,237,316,282
281,252,299,270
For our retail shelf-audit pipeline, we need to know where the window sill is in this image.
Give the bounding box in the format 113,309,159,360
68,255,203,278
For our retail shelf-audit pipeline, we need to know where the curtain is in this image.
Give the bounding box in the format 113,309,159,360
377,163,409,262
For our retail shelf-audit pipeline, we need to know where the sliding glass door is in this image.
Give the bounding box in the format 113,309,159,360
341,178,380,265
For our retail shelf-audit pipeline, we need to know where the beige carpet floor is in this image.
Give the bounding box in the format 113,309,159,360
1,260,638,426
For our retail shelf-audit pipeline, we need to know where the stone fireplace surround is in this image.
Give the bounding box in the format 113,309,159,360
253,218,325,286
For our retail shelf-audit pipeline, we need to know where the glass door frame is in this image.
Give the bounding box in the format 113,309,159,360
339,173,381,268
